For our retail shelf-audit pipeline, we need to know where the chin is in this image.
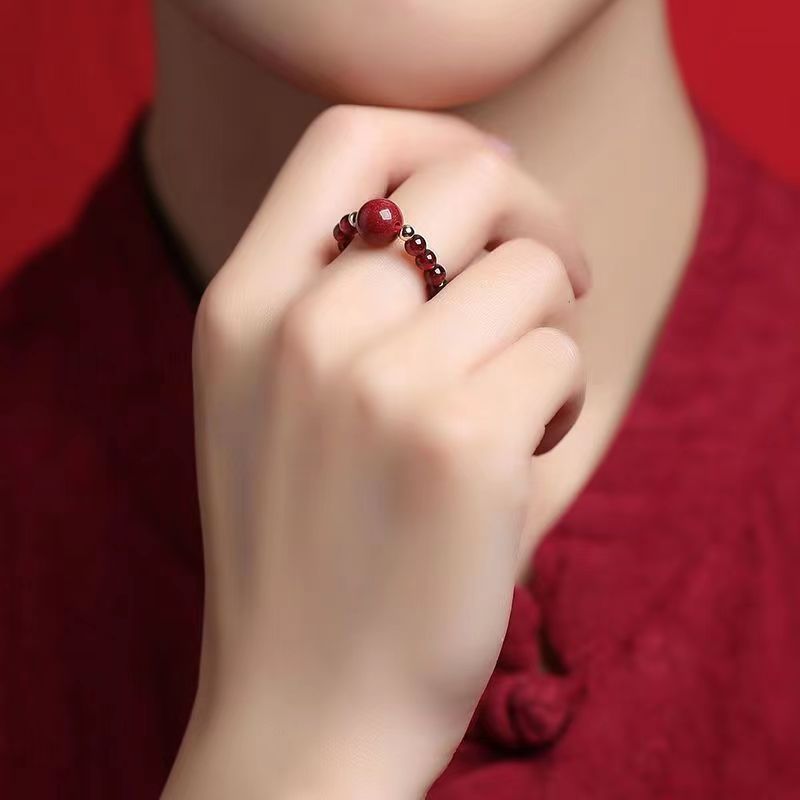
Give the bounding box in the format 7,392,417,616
261,45,537,111
257,15,553,110
181,0,614,109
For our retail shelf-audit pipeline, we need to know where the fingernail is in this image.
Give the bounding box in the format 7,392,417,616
485,134,516,159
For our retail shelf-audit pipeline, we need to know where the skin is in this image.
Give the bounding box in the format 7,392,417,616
151,0,706,796
175,0,612,108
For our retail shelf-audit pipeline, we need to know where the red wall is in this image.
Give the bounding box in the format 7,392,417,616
669,0,800,184
1,1,798,281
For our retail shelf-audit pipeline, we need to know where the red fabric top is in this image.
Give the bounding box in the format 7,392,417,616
1,113,799,799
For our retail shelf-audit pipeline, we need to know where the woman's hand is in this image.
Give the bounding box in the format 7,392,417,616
163,105,590,800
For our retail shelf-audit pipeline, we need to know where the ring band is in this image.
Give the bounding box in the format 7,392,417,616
333,198,449,299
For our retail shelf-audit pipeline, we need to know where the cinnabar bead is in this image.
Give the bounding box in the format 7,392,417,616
356,198,404,246
340,214,357,236
404,235,426,256
415,249,437,270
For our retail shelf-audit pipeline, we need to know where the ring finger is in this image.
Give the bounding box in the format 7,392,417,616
346,236,578,416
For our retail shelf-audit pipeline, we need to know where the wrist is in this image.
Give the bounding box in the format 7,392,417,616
163,694,444,800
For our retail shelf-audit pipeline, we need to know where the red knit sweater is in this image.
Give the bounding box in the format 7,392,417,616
1,114,799,798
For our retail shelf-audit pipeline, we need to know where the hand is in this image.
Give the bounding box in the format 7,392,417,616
163,105,589,800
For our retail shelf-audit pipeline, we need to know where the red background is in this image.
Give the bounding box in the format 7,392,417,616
1,1,799,283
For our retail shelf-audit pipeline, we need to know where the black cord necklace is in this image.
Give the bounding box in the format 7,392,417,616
131,110,205,308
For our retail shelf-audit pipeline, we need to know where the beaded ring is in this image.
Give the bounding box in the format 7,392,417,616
333,198,448,300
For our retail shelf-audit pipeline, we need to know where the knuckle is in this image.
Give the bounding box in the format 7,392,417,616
306,104,379,152
343,355,409,429
494,238,573,302
532,326,584,375
534,246,573,302
528,241,571,289
273,296,330,381
456,142,511,185
404,410,486,478
193,277,248,367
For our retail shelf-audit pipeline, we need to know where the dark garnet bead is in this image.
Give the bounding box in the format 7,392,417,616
415,249,437,270
404,235,426,256
337,239,351,252
340,214,357,236
424,265,447,286
356,198,404,246
427,278,448,299
333,224,349,243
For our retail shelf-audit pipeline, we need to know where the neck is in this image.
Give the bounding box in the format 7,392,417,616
144,0,703,299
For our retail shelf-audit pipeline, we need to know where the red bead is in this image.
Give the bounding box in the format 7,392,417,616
404,235,426,256
415,250,437,270
333,224,349,243
425,265,447,286
338,239,350,252
427,279,447,299
340,214,357,236
356,198,403,246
